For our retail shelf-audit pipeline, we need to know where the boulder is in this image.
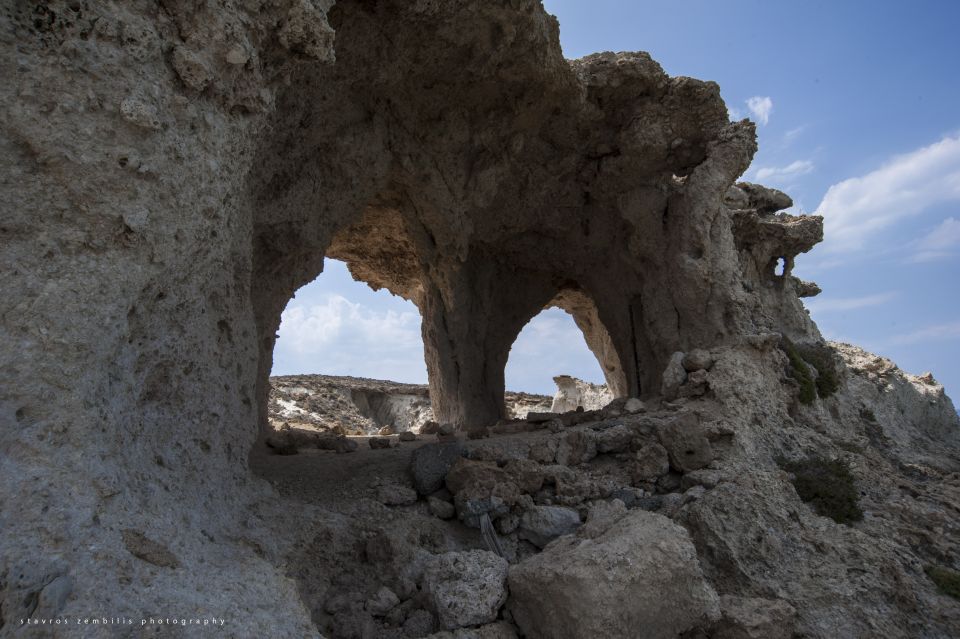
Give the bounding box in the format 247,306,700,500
657,413,714,472
423,550,509,630
683,349,715,372
508,510,719,639
370,437,392,450
712,596,797,639
632,442,670,481
446,459,521,527
518,505,581,548
428,496,456,520
410,442,464,495
594,424,634,453
556,430,598,466
366,586,400,616
661,351,688,399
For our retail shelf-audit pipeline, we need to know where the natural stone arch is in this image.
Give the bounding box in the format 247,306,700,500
1,1,834,628
548,288,629,398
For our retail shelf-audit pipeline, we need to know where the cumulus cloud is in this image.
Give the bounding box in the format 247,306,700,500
890,320,960,345
909,216,960,262
274,295,426,381
505,308,605,393
746,96,773,125
755,160,815,182
816,134,960,253
804,291,898,314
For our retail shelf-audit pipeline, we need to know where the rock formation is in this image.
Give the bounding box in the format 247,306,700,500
1,1,958,637
549,375,612,413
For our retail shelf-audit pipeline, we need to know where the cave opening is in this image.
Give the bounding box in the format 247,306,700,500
505,307,610,410
267,257,431,437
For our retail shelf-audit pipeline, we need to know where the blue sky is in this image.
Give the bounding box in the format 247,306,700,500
274,1,960,399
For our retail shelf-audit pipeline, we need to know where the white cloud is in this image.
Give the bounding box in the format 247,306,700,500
909,216,960,262
274,295,426,381
746,96,773,126
804,291,898,314
816,133,960,253
783,126,806,143
755,160,815,182
890,321,960,345
505,309,605,393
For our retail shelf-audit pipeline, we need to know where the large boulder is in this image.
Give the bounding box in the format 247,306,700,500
508,510,719,639
445,459,521,527
411,442,464,495
518,505,581,548
657,413,714,472
423,550,509,630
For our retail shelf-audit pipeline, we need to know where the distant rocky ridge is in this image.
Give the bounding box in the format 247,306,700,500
269,374,558,436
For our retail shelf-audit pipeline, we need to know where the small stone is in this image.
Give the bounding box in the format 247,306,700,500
379,425,396,436
369,437,392,449
579,499,628,538
403,609,436,637
658,492,684,517
334,437,358,454
610,487,645,508
632,442,670,481
496,513,520,535
683,349,715,372
378,484,418,506
681,469,724,491
526,411,559,423
119,97,161,130
171,46,212,91
438,423,457,436
518,505,581,548
660,351,687,399
428,496,455,519
366,586,400,617
225,44,250,65
682,485,707,503
421,421,440,435
657,413,714,472
657,471,683,492
399,431,417,442
121,529,179,568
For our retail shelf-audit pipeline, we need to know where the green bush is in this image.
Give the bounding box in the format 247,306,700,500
781,340,841,403
781,340,816,404
781,456,863,524
926,566,960,599
799,344,840,398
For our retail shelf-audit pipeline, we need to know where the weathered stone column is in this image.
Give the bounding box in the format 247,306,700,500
419,259,557,429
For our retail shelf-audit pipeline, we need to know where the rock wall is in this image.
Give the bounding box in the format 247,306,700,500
1,0,945,635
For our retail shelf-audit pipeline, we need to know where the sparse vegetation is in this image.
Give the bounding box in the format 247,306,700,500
781,340,841,403
781,456,863,524
781,340,816,404
926,566,960,599
799,343,840,399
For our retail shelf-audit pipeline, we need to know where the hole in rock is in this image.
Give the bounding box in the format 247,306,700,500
506,307,610,412
774,256,787,277
268,258,428,436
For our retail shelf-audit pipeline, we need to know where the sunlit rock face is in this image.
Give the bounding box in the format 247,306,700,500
8,2,956,637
